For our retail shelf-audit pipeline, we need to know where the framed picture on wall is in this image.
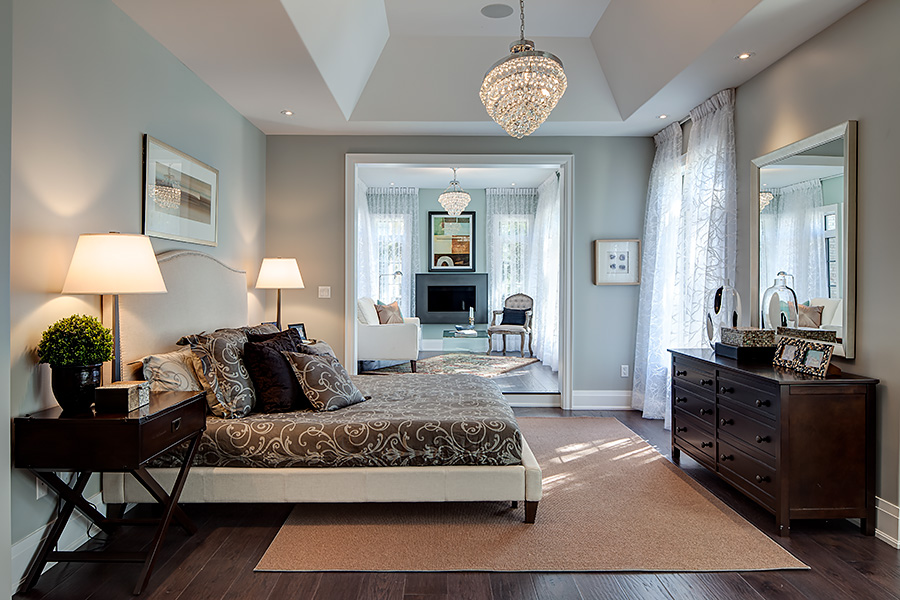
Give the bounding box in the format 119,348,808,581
593,239,641,285
143,135,218,246
428,212,475,271
288,323,309,342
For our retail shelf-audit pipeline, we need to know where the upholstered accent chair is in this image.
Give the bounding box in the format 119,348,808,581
356,297,420,372
486,293,533,357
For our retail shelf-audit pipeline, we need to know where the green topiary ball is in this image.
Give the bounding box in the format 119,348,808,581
37,314,114,367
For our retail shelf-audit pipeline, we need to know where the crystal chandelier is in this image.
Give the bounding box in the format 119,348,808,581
152,172,182,210
759,191,774,211
438,168,471,216
480,0,567,138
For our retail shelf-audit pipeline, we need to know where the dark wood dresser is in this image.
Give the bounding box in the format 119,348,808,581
669,348,877,537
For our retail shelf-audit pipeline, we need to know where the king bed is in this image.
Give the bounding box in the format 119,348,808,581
101,250,542,522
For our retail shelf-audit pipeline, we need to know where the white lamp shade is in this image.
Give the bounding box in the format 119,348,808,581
62,233,167,295
256,258,305,289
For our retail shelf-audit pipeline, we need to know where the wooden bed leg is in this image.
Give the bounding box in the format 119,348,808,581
410,360,417,373
511,500,518,509
524,501,538,523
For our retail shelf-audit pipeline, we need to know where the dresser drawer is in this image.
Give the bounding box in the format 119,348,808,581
673,411,715,461
139,397,206,462
716,373,778,420
718,440,776,510
672,357,716,397
717,402,777,461
673,385,716,427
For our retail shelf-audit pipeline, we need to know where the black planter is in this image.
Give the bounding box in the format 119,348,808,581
50,364,101,414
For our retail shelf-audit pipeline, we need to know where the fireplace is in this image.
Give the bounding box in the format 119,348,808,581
415,273,488,324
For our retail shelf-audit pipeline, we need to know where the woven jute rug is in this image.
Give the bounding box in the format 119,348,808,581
363,352,538,378
256,418,806,572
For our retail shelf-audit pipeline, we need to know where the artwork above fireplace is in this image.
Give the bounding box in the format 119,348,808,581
415,273,488,324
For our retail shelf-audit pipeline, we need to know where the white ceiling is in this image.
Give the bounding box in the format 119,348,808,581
357,165,558,189
112,0,866,137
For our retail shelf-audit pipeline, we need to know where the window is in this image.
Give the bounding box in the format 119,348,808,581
494,215,531,302
374,214,406,304
824,210,839,298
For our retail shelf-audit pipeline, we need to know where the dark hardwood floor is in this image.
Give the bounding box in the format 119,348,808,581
15,409,899,600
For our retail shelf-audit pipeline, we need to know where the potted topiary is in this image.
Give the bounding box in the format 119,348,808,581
37,314,114,414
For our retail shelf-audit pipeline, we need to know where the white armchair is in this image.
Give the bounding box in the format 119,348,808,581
356,297,420,372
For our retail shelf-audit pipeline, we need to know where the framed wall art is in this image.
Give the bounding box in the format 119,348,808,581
593,239,641,285
143,135,218,246
428,211,475,271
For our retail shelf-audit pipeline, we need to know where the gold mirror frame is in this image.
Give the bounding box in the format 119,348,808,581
750,121,857,358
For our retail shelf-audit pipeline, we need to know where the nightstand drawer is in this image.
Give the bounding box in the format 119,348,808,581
140,395,205,461
672,385,716,427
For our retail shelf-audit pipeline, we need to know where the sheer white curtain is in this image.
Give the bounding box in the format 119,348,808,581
759,179,828,303
361,187,420,317
486,187,537,353
632,124,684,425
633,89,737,428
525,174,561,371
356,178,376,302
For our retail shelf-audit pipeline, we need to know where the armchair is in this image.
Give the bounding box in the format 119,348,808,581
356,297,420,372
486,293,533,357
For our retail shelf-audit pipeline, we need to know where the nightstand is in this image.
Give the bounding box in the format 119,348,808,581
14,390,206,595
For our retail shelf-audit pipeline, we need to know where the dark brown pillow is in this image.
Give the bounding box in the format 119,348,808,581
243,340,309,412
247,328,302,348
282,352,367,411
375,301,404,324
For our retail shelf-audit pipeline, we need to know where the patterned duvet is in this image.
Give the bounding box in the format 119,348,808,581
150,374,522,468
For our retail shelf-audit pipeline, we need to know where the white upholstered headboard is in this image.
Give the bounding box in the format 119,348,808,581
119,250,249,372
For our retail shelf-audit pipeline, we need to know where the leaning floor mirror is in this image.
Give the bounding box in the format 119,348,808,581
751,121,857,358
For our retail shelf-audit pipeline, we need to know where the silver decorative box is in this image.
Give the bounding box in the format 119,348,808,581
720,327,776,348
776,326,838,343
94,380,150,413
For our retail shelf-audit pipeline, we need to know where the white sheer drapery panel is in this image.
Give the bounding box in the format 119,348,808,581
356,178,377,302
486,188,537,353
525,175,561,371
363,187,420,317
759,179,828,304
632,124,684,426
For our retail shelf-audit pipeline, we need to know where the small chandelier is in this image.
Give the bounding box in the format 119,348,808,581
438,168,471,216
152,172,182,210
759,191,774,212
480,0,567,138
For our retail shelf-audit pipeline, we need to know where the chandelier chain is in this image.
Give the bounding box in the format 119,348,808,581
519,0,525,41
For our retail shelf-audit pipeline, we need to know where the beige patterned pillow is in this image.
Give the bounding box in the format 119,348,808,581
142,346,201,393
798,304,824,328
282,352,367,411
375,301,404,324
189,329,256,418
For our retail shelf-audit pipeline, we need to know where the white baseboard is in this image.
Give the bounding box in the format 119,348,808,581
572,390,633,410
504,393,560,407
11,491,107,594
876,496,900,548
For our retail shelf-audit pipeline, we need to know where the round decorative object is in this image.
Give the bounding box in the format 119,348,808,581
50,364,101,414
705,281,742,346
761,271,799,329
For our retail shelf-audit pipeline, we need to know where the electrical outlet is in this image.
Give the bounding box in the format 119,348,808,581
620,364,629,378
318,286,331,299
36,477,47,500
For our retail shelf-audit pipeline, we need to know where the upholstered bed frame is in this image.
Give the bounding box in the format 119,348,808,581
101,250,542,521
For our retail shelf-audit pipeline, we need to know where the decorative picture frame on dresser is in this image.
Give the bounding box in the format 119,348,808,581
593,239,641,285
772,336,835,377
143,135,218,247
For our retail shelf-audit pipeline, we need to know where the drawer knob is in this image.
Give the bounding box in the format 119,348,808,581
719,386,734,394
701,441,713,448
675,370,687,377
720,418,733,426
755,399,771,408
698,408,710,416
755,475,771,483
675,426,687,433
675,396,687,404
700,379,714,386
720,454,734,461
755,435,771,444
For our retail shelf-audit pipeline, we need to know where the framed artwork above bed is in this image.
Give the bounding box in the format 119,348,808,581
142,135,218,247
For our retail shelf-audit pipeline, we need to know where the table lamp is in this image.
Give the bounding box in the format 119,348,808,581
62,233,167,381
255,257,304,329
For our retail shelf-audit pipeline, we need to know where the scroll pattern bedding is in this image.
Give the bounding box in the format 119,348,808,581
149,374,522,468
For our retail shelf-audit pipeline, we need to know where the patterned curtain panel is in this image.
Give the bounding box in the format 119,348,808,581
362,187,420,317
525,174,561,371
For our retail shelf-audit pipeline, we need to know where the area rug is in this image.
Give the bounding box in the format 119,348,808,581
256,417,806,572
363,352,538,378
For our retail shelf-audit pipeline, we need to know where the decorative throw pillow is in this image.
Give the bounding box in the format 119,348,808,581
189,329,256,418
243,340,309,412
798,304,824,328
296,340,336,358
282,352,367,411
375,301,404,324
238,322,280,337
501,308,528,326
142,346,202,393
246,328,302,348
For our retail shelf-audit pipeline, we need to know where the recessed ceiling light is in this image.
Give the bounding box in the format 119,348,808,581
658,114,668,119
481,3,514,18
735,52,755,60
281,110,294,116
390,182,395,186
511,182,516,186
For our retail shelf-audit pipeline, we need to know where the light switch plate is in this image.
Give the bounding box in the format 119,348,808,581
318,286,331,299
